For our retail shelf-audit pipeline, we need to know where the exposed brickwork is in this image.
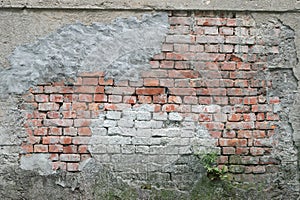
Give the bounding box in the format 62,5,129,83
21,11,281,179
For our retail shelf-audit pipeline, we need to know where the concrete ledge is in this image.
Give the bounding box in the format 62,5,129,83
1,0,300,12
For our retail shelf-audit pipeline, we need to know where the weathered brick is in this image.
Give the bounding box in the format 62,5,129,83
38,103,60,111
60,154,80,162
34,144,48,153
136,88,165,95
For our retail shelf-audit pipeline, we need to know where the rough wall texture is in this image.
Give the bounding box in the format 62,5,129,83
0,3,300,200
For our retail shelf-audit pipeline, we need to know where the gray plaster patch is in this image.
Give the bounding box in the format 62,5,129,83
20,154,54,175
0,12,169,94
87,105,218,188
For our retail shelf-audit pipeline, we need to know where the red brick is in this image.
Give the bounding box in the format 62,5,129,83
256,113,265,121
34,127,48,136
29,86,44,94
223,130,236,138
210,131,222,138
44,119,73,127
227,88,257,96
160,79,174,87
213,97,228,105
60,154,80,162
49,127,62,135
35,94,49,102
60,101,74,110
42,136,60,144
108,95,122,103
160,61,174,69
183,96,198,104
243,113,256,122
250,147,265,156
144,78,159,86
197,17,226,26
59,136,72,144
221,62,236,71
168,96,182,104
234,80,249,88
169,88,196,96
138,96,152,104
243,97,257,105
38,103,60,111
50,94,64,102
82,77,98,85
64,94,78,102
162,104,179,112
253,130,266,138
72,102,88,111
219,138,247,147
74,119,91,127
99,78,113,85
72,137,90,144
67,163,79,172
153,95,167,104
21,144,33,153
49,144,63,153
202,122,224,130
237,62,251,70
34,144,48,152
63,145,78,153
237,130,252,138
226,122,254,130
199,114,213,122
74,86,104,93
27,135,41,144
255,122,276,130
170,70,200,79
78,145,89,153
63,127,78,136
52,162,67,171
174,79,190,88
49,153,59,161
228,114,241,122
222,147,235,155
196,88,226,96
78,127,92,136
174,61,191,69
174,44,189,52
79,94,93,102
94,94,107,102
62,111,76,119
236,147,249,155
24,119,43,127
136,88,165,95
198,97,212,104
47,111,61,119
123,96,137,104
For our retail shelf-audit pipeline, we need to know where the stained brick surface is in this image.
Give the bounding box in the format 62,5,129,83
21,11,280,175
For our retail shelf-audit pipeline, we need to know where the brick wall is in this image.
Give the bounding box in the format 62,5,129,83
21,11,281,183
